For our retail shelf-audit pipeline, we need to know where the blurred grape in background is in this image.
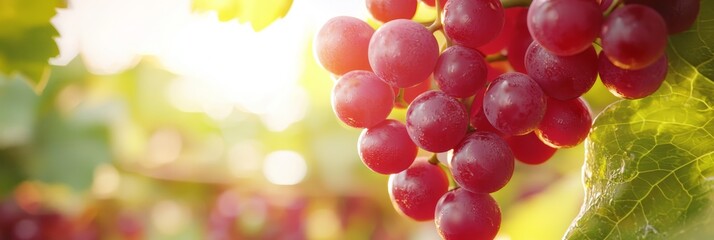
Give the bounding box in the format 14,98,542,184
0,0,620,239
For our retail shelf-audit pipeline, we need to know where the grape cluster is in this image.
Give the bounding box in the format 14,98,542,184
0,198,103,240
314,0,699,239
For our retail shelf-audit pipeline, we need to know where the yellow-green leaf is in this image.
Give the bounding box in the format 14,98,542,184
0,0,61,93
192,0,293,31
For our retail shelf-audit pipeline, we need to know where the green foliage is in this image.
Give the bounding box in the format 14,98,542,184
192,0,293,31
564,3,714,239
0,0,62,93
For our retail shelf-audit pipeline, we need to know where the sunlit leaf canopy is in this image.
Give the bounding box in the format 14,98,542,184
0,0,708,239
192,0,293,31
0,0,64,92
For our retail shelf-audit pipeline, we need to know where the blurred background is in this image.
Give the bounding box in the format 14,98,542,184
0,0,621,239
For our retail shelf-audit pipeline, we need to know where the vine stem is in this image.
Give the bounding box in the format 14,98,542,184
428,153,441,165
427,0,444,32
603,0,623,16
485,53,508,62
500,0,532,8
395,88,408,106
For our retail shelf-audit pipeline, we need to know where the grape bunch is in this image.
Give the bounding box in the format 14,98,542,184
314,0,699,239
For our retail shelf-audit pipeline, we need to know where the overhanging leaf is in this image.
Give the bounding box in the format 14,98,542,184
564,2,714,239
0,0,62,93
192,0,293,31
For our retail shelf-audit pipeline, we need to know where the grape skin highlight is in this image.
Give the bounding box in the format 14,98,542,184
451,131,515,193
369,19,440,88
527,0,602,56
366,0,418,23
434,45,488,98
314,16,374,75
359,120,418,174
406,90,468,152
601,4,668,70
483,72,547,136
331,70,394,128
598,52,668,99
443,0,505,50
435,188,501,240
388,157,450,221
525,42,598,100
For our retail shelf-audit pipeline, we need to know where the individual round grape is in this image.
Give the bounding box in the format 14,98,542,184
525,42,598,100
443,0,504,49
598,52,668,99
469,88,501,134
388,157,449,221
394,77,432,108
536,97,592,148
434,46,487,98
483,72,546,136
527,0,602,56
506,9,531,73
435,188,501,240
478,7,526,55
359,120,418,174
366,0,418,23
331,71,394,128
506,132,557,165
624,0,700,34
314,16,374,75
369,19,439,88
451,131,514,193
601,5,667,70
406,90,468,152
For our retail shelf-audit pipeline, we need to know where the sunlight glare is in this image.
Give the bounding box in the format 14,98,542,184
263,150,307,185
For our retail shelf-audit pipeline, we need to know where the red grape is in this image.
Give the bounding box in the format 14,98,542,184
331,70,394,128
478,7,527,55
469,88,501,134
366,0,418,22
527,0,602,56
483,72,547,136
435,188,501,240
443,0,504,49
506,9,531,73
369,19,439,88
598,52,668,99
314,16,374,75
525,42,598,100
406,90,468,152
359,120,418,174
506,132,557,165
601,4,667,70
388,157,449,221
434,45,487,98
451,131,514,193
536,97,592,148
624,0,700,34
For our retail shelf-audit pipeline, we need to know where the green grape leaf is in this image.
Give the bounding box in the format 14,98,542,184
0,0,62,93
192,0,293,31
564,3,714,239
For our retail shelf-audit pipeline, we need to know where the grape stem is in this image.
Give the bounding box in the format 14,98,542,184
427,0,443,32
428,153,441,165
603,0,623,16
500,0,531,8
485,53,508,62
395,88,409,106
